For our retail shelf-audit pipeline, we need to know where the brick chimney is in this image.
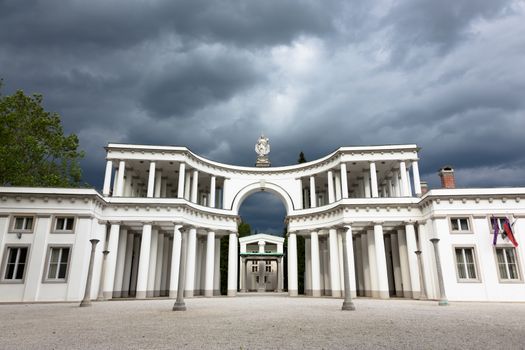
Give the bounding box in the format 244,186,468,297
420,181,429,195
439,166,455,189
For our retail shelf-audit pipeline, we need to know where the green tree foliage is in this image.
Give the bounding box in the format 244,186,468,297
297,151,307,164
0,84,84,187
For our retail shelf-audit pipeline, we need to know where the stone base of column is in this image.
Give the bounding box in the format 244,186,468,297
411,291,420,299
79,299,92,307
395,291,403,297
172,301,186,311
288,290,298,297
304,289,311,296
213,290,221,296
184,290,194,298
227,289,237,296
332,290,342,298
351,291,357,298
204,290,213,297
121,291,130,298
169,290,177,298
154,291,160,297
135,291,147,299
146,291,155,298
312,290,321,297
102,291,113,300
365,290,372,297
342,300,356,311
112,291,122,298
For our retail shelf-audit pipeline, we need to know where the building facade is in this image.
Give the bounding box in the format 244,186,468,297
0,143,524,303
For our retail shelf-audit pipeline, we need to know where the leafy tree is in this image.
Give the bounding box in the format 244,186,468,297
0,83,84,187
298,151,307,164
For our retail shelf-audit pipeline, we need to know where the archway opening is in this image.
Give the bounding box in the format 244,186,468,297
238,191,287,236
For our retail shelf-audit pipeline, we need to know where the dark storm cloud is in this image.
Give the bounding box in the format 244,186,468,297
140,49,262,118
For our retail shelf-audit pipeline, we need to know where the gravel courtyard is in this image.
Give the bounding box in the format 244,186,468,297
1,295,524,349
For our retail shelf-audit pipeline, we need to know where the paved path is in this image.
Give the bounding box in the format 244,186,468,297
1,295,524,349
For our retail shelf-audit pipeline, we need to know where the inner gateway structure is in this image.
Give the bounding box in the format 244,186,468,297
1,142,525,303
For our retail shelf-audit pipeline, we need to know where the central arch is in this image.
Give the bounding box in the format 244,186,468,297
230,181,295,215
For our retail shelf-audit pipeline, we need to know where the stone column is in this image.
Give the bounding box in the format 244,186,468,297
370,162,379,198
169,225,183,298
361,232,371,296
80,239,100,307
102,223,121,299
354,235,364,296
278,257,284,292
363,173,371,198
185,228,197,297
121,232,134,297
373,223,390,299
147,229,159,297
147,161,156,198
209,176,216,208
334,172,342,200
177,163,186,198
191,170,199,203
390,233,403,297
241,257,248,292
340,163,349,199
309,176,317,208
399,161,408,197
227,231,238,296
367,229,378,297
154,169,162,198
328,228,342,297
310,231,321,297
327,170,335,203
304,237,311,295
115,161,126,196
113,228,128,298
287,232,298,296
204,231,215,297
154,233,164,296
412,160,422,196
405,223,420,298
397,228,412,298
184,171,191,200
160,234,170,296
214,237,221,295
406,169,413,196
393,170,401,197
102,160,113,196
136,223,152,299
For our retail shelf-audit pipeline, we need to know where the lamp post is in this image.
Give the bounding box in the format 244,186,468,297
80,239,99,307
430,238,448,306
341,227,356,311
414,250,427,300
173,228,188,311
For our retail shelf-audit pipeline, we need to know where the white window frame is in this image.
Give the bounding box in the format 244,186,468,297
52,216,76,233
449,216,473,234
493,246,523,283
453,245,481,283
10,215,35,234
1,245,30,283
43,245,72,283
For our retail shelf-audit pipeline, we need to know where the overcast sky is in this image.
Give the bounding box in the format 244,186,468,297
1,0,524,234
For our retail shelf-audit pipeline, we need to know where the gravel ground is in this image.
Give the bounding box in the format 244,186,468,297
1,295,524,349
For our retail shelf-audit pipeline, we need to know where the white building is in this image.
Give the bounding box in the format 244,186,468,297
0,142,524,303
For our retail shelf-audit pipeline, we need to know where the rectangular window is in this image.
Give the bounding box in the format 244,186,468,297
255,276,259,283
252,265,258,272
54,217,75,232
265,266,272,272
45,247,70,281
455,247,478,281
12,216,34,232
450,217,470,232
496,247,521,281
264,276,268,283
3,247,29,281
